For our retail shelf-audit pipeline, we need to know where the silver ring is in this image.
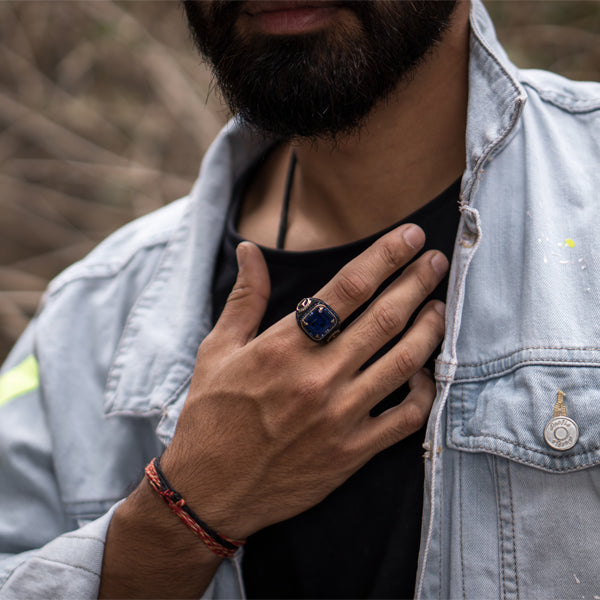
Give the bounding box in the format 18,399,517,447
295,297,341,344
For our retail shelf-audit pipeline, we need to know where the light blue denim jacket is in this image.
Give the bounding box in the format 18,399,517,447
1,2,600,598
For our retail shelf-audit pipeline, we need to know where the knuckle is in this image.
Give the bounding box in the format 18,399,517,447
412,265,433,298
391,345,420,377
335,270,371,305
377,237,402,270
227,282,253,303
295,372,325,405
327,437,355,468
370,301,401,338
394,402,428,438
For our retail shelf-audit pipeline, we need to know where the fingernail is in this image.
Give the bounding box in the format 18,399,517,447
403,224,425,249
236,242,248,273
431,252,448,276
433,301,446,317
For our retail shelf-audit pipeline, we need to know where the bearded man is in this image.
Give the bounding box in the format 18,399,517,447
1,1,599,598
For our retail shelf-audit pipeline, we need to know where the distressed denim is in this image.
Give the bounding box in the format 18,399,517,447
1,1,600,597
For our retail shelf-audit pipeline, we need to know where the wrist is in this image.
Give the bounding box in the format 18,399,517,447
119,478,224,567
144,457,246,558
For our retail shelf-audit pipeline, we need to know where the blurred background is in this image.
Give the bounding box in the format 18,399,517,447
0,1,599,363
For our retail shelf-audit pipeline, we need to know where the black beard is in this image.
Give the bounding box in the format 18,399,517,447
182,1,457,141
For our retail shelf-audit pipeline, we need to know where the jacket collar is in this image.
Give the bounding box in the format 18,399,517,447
462,0,527,203
103,0,527,443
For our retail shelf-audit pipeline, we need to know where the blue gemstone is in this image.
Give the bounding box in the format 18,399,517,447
303,306,337,339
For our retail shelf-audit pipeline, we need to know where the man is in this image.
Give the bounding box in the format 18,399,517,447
1,0,599,598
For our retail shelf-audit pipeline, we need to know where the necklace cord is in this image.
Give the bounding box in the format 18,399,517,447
277,150,297,250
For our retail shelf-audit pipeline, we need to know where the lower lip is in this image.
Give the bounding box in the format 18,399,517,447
251,6,340,35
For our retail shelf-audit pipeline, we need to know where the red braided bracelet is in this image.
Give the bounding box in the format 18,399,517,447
144,457,246,558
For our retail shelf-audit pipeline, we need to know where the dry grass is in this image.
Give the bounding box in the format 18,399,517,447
1,1,599,362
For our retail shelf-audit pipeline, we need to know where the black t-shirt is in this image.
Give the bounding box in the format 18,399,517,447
212,158,460,599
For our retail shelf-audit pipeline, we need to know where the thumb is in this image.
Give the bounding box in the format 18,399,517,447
213,241,271,347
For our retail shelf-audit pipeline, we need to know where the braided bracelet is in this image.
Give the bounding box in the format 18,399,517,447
144,457,246,558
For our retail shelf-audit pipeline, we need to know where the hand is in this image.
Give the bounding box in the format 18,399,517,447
160,223,447,540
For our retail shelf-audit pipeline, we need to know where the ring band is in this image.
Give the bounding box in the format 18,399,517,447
296,297,341,344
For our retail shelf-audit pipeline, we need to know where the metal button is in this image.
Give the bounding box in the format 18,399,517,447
544,416,579,451
544,390,579,451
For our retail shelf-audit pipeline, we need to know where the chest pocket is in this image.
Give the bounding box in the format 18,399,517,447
443,362,600,599
447,363,600,472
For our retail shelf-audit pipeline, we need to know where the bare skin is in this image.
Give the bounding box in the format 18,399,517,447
99,1,470,597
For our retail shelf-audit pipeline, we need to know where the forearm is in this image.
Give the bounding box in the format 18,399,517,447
99,480,223,599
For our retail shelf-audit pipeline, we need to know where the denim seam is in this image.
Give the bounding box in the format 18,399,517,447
62,534,105,544
459,451,466,600
454,417,600,458
492,457,507,599
454,359,600,382
442,345,600,368
0,558,26,590
451,386,600,467
46,236,171,298
63,497,123,507
104,250,173,402
103,199,195,409
507,462,520,600
521,81,600,114
162,372,193,411
2,555,101,587
438,465,443,600
450,443,600,472
30,555,101,578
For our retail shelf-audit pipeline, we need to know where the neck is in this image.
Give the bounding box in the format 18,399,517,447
239,1,470,251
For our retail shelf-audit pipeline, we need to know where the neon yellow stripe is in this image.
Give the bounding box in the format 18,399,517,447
0,355,40,408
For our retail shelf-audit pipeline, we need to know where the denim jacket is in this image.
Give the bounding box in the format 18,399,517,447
1,1,600,597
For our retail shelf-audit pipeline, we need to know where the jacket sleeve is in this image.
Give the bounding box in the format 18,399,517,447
0,322,117,598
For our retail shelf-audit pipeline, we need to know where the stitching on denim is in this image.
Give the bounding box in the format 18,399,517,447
32,555,100,578
455,358,600,383
461,21,525,203
521,81,600,115
62,534,105,544
453,393,600,458
493,457,507,599
103,218,192,410
459,451,466,600
3,555,100,585
449,384,600,468
438,468,443,600
0,557,27,591
450,442,599,472
46,236,171,298
162,372,193,410
453,346,600,368
104,248,174,397
461,385,466,438
507,462,520,600
63,497,123,507
454,408,599,457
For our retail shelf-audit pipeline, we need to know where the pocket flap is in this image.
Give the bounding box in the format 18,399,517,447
447,365,600,472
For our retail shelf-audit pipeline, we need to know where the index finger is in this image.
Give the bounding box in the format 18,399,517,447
313,223,425,321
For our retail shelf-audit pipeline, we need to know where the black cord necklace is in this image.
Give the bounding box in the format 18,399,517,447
276,150,297,250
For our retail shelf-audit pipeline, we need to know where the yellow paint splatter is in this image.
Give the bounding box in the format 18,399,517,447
565,238,575,248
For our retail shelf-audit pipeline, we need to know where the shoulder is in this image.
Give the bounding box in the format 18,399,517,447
518,68,600,115
45,196,190,299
